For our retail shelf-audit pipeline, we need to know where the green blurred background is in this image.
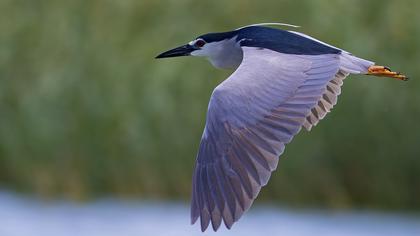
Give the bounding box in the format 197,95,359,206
0,0,419,211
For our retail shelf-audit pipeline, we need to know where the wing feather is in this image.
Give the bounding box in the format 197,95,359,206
192,47,342,231
303,70,349,131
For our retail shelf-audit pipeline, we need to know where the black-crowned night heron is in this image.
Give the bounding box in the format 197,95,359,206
156,23,408,232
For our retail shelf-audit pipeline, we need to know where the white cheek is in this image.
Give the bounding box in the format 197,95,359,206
190,47,211,57
190,50,203,56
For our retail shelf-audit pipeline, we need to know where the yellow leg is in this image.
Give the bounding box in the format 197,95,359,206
367,65,409,81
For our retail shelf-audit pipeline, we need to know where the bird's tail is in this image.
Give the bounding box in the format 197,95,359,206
366,65,409,81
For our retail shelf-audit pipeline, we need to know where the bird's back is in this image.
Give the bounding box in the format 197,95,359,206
236,26,341,55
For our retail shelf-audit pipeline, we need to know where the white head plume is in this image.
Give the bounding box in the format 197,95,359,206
236,22,301,30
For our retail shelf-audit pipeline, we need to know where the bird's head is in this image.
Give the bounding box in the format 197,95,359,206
155,23,304,69
156,31,243,69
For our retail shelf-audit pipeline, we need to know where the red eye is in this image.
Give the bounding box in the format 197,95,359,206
194,39,206,48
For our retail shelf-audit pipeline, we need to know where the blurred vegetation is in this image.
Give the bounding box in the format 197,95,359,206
0,0,419,211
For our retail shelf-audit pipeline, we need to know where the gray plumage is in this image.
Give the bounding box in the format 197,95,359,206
190,48,372,231
154,24,400,232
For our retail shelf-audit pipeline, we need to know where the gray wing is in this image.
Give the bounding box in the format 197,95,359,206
303,70,349,131
191,47,341,231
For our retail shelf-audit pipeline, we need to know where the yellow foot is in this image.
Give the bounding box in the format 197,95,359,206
367,65,409,81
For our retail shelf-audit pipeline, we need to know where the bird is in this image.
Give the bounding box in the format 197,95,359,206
155,23,408,232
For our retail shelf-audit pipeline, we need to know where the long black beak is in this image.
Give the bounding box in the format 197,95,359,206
155,44,195,59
